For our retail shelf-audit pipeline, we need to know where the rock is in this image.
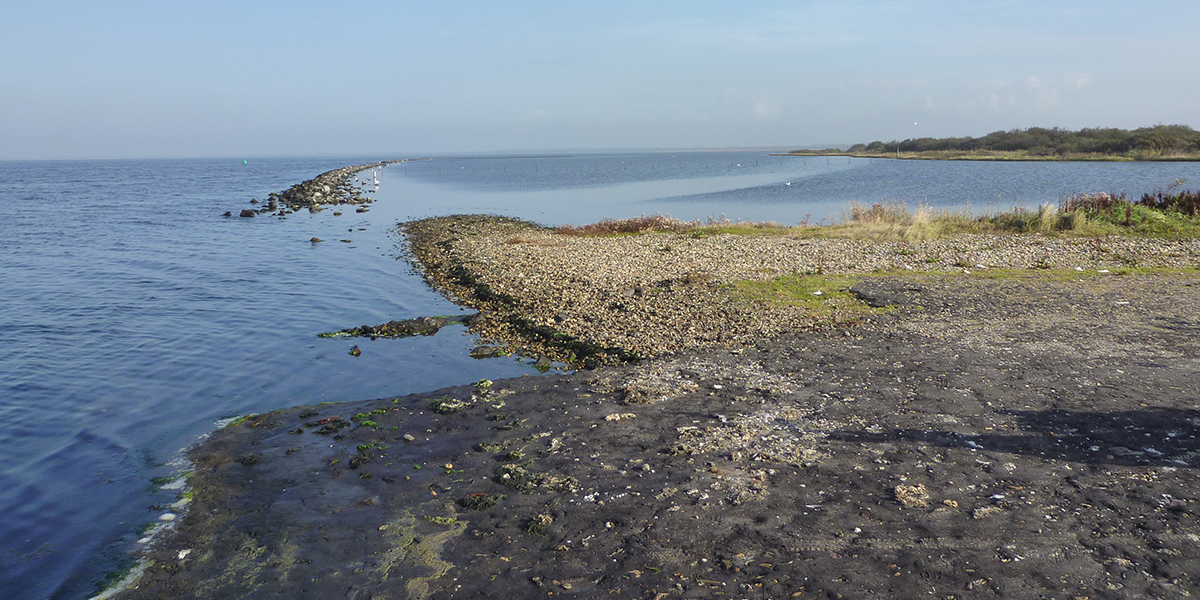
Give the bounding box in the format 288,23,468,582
470,346,507,359
604,413,636,421
223,211,232,217
319,317,459,340
239,209,256,218
310,237,323,243
349,345,361,357
894,484,930,509
356,207,368,213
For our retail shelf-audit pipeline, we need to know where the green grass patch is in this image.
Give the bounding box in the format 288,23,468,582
728,273,881,319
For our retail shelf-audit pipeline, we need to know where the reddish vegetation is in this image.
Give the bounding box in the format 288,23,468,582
554,215,693,236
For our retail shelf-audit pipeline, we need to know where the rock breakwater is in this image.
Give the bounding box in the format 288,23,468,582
229,160,426,218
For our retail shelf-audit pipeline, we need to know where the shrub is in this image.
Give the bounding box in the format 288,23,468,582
1139,189,1200,215
555,214,695,236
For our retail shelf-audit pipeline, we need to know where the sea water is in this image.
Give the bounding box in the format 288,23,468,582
3,152,1199,599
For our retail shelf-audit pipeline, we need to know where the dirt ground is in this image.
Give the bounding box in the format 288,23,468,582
114,272,1200,600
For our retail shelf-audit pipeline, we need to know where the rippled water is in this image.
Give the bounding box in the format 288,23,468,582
0,157,542,600
3,152,1199,599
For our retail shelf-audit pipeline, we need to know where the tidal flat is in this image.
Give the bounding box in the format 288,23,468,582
111,217,1200,599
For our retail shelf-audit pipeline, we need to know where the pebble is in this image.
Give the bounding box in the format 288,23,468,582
405,215,1200,365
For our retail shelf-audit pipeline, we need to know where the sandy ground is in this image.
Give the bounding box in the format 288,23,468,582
111,266,1200,600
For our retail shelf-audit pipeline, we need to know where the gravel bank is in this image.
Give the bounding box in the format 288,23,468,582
402,215,1200,365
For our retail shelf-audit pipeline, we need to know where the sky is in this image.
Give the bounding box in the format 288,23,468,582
2,1,1198,160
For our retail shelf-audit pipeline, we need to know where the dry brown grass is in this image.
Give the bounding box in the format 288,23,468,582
555,214,697,236
550,197,1200,242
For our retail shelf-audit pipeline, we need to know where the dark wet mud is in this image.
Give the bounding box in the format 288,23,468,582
115,273,1200,600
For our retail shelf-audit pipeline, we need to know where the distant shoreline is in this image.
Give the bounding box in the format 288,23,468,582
772,150,1200,162
783,125,1200,162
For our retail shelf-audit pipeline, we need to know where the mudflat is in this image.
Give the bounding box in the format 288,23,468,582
114,218,1200,600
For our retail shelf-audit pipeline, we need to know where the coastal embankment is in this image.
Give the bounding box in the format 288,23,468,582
225,160,427,218
111,216,1200,599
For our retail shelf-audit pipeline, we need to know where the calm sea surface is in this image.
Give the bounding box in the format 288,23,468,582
3,152,1200,599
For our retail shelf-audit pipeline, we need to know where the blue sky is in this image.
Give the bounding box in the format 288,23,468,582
3,1,1198,159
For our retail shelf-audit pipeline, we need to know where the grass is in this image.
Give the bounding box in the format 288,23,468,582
727,273,882,320
550,191,1200,242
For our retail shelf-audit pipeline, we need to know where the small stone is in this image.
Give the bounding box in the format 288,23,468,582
973,506,1003,519
310,237,323,243
894,484,929,509
349,345,361,357
159,513,176,522
239,209,256,218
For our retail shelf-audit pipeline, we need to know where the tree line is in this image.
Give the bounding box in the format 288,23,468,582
846,125,1200,157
